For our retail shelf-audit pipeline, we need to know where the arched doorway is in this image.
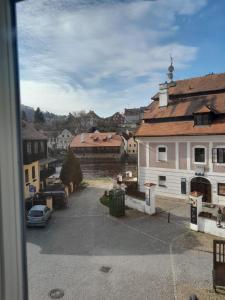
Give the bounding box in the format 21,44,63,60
191,177,211,203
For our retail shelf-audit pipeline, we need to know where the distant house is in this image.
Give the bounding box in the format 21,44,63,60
124,107,147,126
70,131,124,162
136,69,225,204
56,129,73,150
127,137,137,155
22,121,48,198
46,131,58,150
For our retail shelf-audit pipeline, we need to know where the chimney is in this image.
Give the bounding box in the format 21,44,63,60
159,82,168,107
80,133,85,143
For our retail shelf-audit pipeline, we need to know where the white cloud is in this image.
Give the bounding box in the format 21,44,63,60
16,0,207,115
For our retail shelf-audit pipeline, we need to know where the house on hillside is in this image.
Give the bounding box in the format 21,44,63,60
45,131,58,150
135,66,225,205
56,129,73,150
70,131,125,162
127,136,137,155
124,107,147,126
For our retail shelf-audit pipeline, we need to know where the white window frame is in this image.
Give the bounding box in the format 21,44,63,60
27,141,32,154
157,145,168,162
193,145,207,165
212,145,225,165
158,175,167,187
0,1,28,299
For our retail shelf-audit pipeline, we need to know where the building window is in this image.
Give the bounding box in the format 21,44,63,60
194,147,205,163
40,141,44,153
32,166,35,179
218,183,225,196
157,146,167,162
194,113,211,125
134,144,136,147
34,141,38,153
212,148,225,163
159,176,166,187
27,142,32,154
181,178,186,194
25,169,29,183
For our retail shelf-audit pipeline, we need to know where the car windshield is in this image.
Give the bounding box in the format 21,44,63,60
29,210,43,217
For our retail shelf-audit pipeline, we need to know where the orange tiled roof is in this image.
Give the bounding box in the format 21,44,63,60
135,120,225,137
152,73,225,99
70,132,123,148
144,93,225,119
195,105,212,114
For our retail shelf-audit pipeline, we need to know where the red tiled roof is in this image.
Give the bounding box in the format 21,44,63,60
135,120,225,137
70,132,123,148
144,93,225,119
152,73,225,99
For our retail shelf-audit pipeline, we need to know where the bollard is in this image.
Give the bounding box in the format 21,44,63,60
168,212,170,223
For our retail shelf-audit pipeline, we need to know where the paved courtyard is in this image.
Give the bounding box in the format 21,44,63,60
26,180,225,300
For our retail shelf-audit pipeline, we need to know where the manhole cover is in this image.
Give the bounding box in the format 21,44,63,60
100,266,111,273
49,289,64,299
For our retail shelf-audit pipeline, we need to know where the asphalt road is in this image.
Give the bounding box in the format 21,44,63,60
26,181,223,300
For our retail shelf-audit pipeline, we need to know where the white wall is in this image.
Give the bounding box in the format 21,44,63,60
198,217,225,238
138,166,225,204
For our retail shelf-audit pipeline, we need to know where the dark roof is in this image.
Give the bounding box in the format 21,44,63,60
152,73,225,99
42,130,59,138
22,121,47,140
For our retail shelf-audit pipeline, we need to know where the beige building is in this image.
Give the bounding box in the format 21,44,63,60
127,137,137,155
23,161,40,199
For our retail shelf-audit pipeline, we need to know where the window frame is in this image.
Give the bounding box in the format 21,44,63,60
26,141,32,154
194,113,212,126
157,145,168,162
218,183,225,196
25,169,29,183
0,1,28,299
32,166,35,179
212,146,225,165
158,175,166,187
193,146,207,165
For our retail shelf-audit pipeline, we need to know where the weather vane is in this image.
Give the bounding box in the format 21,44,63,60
167,55,174,82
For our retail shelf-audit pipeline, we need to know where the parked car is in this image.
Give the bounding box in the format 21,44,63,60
26,205,52,227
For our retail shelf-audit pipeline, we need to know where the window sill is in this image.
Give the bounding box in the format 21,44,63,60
193,162,206,165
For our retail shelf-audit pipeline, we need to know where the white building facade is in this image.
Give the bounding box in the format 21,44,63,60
136,135,225,205
56,129,73,150
136,70,225,206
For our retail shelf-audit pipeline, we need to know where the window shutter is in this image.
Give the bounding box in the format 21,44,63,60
212,148,217,163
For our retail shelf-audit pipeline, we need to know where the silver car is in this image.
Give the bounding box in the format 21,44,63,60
27,205,52,227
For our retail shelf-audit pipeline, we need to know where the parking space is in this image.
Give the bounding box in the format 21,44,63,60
26,181,224,299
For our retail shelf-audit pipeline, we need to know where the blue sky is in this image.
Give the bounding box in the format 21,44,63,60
16,0,225,117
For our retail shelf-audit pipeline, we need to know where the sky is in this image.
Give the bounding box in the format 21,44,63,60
16,0,225,117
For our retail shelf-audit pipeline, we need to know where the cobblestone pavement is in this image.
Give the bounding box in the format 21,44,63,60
26,182,225,300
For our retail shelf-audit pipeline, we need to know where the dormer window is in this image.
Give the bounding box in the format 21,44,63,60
194,113,212,125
